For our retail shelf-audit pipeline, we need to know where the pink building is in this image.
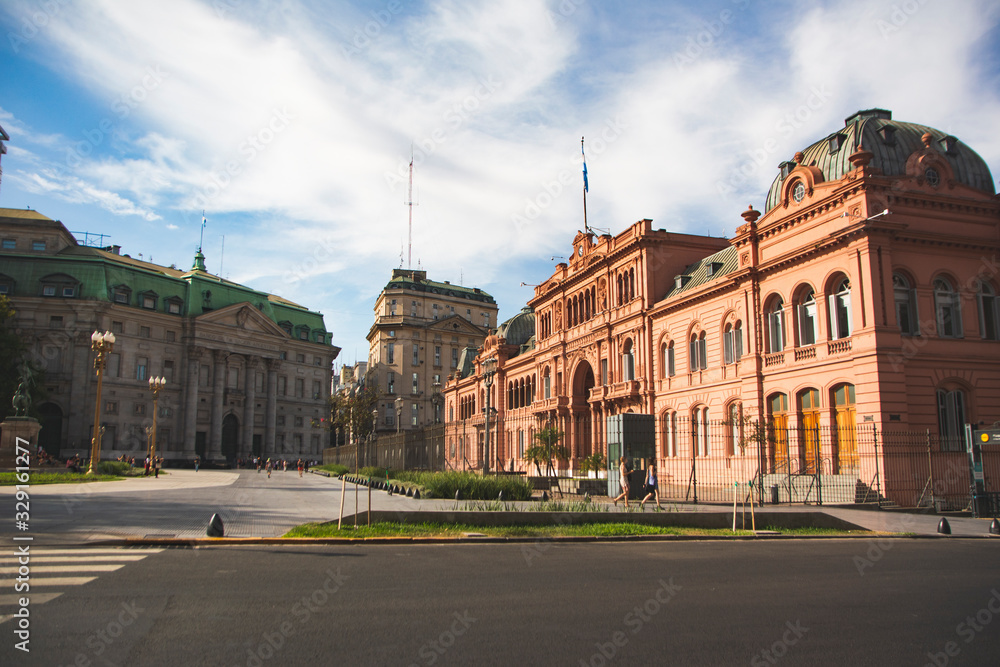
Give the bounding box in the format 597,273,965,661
444,109,1000,507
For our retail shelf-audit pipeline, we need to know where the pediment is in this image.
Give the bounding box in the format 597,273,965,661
429,314,487,336
196,302,289,337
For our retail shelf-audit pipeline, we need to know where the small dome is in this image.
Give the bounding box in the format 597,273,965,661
764,108,995,212
496,306,535,349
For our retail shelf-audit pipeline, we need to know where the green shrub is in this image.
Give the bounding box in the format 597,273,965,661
389,471,533,501
359,466,388,478
315,463,349,476
95,460,132,476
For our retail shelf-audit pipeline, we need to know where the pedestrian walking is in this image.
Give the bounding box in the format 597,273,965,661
297,458,303,477
639,463,661,510
612,456,631,508
266,458,272,478
194,456,200,472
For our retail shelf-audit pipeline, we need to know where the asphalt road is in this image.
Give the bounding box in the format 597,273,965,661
2,539,999,666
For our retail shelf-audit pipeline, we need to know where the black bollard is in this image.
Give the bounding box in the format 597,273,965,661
413,489,421,499
541,491,549,502
990,519,1000,535
455,490,461,501
498,490,504,501
937,517,952,535
207,513,225,538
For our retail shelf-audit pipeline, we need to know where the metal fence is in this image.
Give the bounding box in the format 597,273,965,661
325,414,1000,510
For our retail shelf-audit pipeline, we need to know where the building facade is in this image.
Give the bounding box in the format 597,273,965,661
444,109,1000,505
367,268,497,434
0,209,340,464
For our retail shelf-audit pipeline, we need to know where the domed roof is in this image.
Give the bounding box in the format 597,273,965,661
764,109,995,212
497,306,535,349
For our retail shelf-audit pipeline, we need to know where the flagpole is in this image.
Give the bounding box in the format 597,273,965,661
199,210,206,252
581,137,589,234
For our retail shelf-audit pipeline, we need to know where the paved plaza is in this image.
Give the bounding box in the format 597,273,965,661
1,469,996,544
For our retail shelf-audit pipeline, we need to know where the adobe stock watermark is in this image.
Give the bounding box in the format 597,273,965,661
53,600,144,665
577,577,682,666
6,0,69,53
876,0,932,39
546,0,587,30
715,85,833,197
241,567,349,667
341,0,403,59
511,115,628,232
384,75,503,191
407,610,477,666
750,620,809,666
923,588,1000,667
190,107,294,211
673,0,752,71
63,66,169,171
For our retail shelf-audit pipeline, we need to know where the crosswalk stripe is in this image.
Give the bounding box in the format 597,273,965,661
10,555,151,564
0,549,163,556
0,593,63,606
0,564,124,574
5,577,97,587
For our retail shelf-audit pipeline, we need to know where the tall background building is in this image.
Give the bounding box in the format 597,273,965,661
367,268,496,433
0,208,339,464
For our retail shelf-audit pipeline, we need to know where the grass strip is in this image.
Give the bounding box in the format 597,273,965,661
284,521,874,539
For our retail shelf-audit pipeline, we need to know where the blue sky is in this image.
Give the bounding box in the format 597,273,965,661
2,0,999,366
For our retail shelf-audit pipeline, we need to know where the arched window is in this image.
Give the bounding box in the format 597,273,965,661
798,388,821,473
692,406,709,457
622,340,635,381
934,278,962,338
662,341,676,378
828,278,852,340
662,410,678,457
768,393,789,469
796,289,817,346
543,367,551,399
689,332,706,371
893,273,918,336
832,384,857,472
937,388,966,451
726,402,741,457
724,322,743,364
767,298,785,352
978,282,999,340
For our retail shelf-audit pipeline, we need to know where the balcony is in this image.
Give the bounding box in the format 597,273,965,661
793,345,817,362
828,338,852,355
764,352,785,368
608,379,640,400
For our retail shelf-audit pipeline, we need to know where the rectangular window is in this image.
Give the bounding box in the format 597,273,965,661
601,359,608,385
32,240,45,251
390,299,397,316
42,285,56,296
434,346,441,366
167,300,182,314
255,371,264,393
49,315,63,327
451,348,458,368
312,380,321,399
134,403,146,416
166,330,176,342
142,295,156,309
797,302,816,346
278,376,287,396
412,344,419,366
544,375,551,399
433,304,439,320
293,434,302,451
295,378,304,398
163,360,174,383
314,356,322,366
385,405,395,426
411,300,417,317
667,346,676,377
411,403,418,426
388,372,395,394
136,357,148,381
62,286,75,298
388,343,395,364
296,353,305,363
105,401,117,414
140,326,150,338
768,309,785,352
699,337,707,370
112,321,124,334
294,416,304,428
2,239,15,249
412,372,419,394
114,290,129,304
200,364,210,387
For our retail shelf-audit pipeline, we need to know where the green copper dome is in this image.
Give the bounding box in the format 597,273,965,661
765,109,995,212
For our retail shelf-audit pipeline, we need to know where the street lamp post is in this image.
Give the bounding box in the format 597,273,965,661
481,357,497,475
148,376,166,475
88,330,116,474
371,409,378,469
395,396,403,434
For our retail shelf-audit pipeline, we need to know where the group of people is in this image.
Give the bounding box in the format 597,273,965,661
612,456,661,510
239,456,309,479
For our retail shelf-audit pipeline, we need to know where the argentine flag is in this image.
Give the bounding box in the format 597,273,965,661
582,139,589,193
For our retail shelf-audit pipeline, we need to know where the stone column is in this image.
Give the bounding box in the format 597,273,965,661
242,356,258,458
209,349,226,462
184,347,201,456
265,359,279,459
